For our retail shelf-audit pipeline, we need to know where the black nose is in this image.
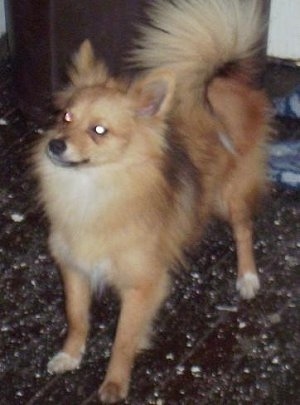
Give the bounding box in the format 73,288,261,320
48,139,66,156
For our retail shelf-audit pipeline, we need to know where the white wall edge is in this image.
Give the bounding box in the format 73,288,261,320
0,0,5,36
267,0,300,60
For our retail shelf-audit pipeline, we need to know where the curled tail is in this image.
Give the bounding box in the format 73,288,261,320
131,0,267,98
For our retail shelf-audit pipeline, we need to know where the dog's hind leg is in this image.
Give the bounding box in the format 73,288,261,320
208,77,268,299
227,195,260,300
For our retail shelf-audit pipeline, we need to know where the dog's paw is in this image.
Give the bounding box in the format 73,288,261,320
137,333,152,352
236,273,260,300
98,380,128,404
47,352,81,374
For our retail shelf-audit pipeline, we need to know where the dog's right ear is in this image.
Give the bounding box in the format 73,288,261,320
53,40,110,110
68,40,109,87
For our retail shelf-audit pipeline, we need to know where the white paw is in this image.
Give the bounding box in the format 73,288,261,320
138,335,152,351
236,273,260,300
47,351,81,374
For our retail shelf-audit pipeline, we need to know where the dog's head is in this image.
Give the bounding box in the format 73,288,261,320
46,40,176,169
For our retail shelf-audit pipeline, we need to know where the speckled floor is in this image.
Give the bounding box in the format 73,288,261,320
0,59,299,404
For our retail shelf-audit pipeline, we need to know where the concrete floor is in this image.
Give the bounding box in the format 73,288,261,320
0,59,299,404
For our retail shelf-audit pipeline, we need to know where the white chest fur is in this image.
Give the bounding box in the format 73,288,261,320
41,159,122,228
49,231,113,288
42,163,120,285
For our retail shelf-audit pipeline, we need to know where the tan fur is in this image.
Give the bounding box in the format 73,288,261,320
130,0,266,98
33,1,271,402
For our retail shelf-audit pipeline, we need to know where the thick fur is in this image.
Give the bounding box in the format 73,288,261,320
33,1,270,403
131,0,266,92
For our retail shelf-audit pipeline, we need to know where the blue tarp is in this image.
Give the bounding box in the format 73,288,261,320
269,85,300,189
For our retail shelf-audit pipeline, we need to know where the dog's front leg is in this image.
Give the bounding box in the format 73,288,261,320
48,266,92,373
99,272,169,403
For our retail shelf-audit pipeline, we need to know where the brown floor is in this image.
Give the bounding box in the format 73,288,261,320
0,59,299,404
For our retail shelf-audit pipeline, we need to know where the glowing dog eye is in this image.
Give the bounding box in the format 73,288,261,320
93,125,108,136
64,111,73,122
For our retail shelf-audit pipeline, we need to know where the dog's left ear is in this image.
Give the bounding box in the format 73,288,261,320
129,70,176,118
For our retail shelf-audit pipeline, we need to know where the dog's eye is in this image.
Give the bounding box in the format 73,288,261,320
63,111,73,122
91,125,108,136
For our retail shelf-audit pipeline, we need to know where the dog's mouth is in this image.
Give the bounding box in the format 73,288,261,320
46,147,90,168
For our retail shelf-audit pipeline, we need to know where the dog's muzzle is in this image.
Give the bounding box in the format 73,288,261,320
46,139,89,167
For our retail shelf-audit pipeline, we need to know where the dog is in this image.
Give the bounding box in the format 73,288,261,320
33,0,270,402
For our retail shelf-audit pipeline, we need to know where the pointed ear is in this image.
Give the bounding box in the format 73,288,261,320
53,40,110,110
68,39,108,87
72,40,95,72
129,70,176,118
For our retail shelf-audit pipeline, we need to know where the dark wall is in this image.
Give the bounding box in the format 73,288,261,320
5,0,147,123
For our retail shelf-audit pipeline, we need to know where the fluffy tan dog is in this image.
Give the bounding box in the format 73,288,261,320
34,0,270,402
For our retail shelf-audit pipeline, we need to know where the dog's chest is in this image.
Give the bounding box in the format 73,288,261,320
50,231,113,286
46,167,119,222
58,170,106,208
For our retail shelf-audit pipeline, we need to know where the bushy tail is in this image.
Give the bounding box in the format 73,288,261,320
130,0,266,98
